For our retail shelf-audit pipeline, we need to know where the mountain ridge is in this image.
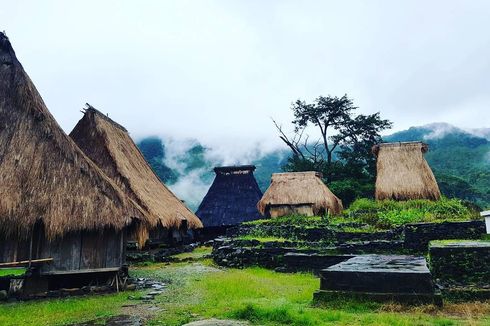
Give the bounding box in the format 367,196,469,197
137,122,490,210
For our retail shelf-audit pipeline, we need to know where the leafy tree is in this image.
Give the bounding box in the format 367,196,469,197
274,94,392,205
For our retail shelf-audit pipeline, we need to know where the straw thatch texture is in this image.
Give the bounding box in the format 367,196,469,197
372,142,441,201
257,172,343,216
196,165,263,227
70,107,203,230
0,33,144,240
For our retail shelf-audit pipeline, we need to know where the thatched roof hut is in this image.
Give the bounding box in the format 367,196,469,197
196,165,263,227
257,172,343,217
372,141,441,201
0,33,143,280
70,106,203,238
0,32,143,241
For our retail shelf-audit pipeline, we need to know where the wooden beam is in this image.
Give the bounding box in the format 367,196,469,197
0,258,53,268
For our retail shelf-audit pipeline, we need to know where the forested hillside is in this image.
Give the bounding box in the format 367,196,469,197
137,123,490,210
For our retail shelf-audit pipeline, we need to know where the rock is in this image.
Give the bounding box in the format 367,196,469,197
0,290,8,301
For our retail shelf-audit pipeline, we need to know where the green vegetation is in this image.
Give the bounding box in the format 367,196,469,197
429,239,490,246
0,268,26,277
244,215,325,227
171,246,212,260
1,257,489,325
132,260,488,326
236,235,289,243
0,291,135,326
342,198,480,230
244,197,479,233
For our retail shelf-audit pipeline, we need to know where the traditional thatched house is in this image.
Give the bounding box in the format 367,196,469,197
0,33,144,293
70,106,203,248
196,166,263,236
372,141,441,201
257,172,343,217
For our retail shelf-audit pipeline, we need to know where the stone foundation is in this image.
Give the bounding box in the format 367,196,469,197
315,255,442,306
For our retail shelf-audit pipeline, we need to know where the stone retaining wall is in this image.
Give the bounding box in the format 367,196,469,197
429,240,490,286
405,221,485,252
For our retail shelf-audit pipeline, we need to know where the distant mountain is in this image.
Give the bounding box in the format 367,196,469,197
137,122,490,210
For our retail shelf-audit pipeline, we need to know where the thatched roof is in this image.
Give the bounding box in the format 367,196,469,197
372,141,441,201
70,106,203,230
196,165,263,227
257,172,343,215
0,33,144,239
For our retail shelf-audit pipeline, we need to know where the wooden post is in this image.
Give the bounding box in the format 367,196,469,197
28,226,34,269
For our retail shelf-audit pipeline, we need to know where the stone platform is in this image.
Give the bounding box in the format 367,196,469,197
314,255,442,305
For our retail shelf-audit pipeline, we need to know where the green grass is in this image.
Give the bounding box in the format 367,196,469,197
132,261,489,326
236,235,289,243
341,197,480,230
171,246,212,260
0,268,26,277
243,215,325,227
0,258,488,325
0,291,137,326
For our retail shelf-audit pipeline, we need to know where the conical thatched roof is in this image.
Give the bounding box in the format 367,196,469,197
196,165,263,227
0,33,144,240
70,106,203,230
257,172,343,216
372,141,441,201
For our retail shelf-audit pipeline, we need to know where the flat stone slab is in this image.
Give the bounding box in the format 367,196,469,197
319,255,435,294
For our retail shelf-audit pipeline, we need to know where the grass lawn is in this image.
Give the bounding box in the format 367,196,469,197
1,249,489,325
0,291,137,326
132,259,490,326
0,268,26,277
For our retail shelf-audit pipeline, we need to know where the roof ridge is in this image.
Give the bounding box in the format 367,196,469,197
84,103,128,132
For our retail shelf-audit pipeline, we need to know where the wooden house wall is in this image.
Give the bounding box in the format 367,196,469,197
0,227,125,273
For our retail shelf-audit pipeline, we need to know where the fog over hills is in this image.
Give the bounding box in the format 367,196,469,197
138,123,490,211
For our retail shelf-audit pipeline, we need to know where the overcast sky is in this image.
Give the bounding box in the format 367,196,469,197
2,0,489,150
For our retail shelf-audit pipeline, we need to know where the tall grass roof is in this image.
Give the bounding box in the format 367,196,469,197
70,106,203,230
0,33,144,239
257,172,343,215
196,165,263,227
372,141,441,201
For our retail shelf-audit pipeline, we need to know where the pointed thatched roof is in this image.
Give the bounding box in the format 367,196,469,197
257,172,343,216
0,33,144,240
196,165,263,227
372,141,441,201
69,106,203,230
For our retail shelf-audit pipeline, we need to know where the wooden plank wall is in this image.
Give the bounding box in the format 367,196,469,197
0,227,125,272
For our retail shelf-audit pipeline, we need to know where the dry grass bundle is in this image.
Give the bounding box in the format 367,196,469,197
257,172,343,216
0,33,144,240
70,107,203,231
373,142,441,201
